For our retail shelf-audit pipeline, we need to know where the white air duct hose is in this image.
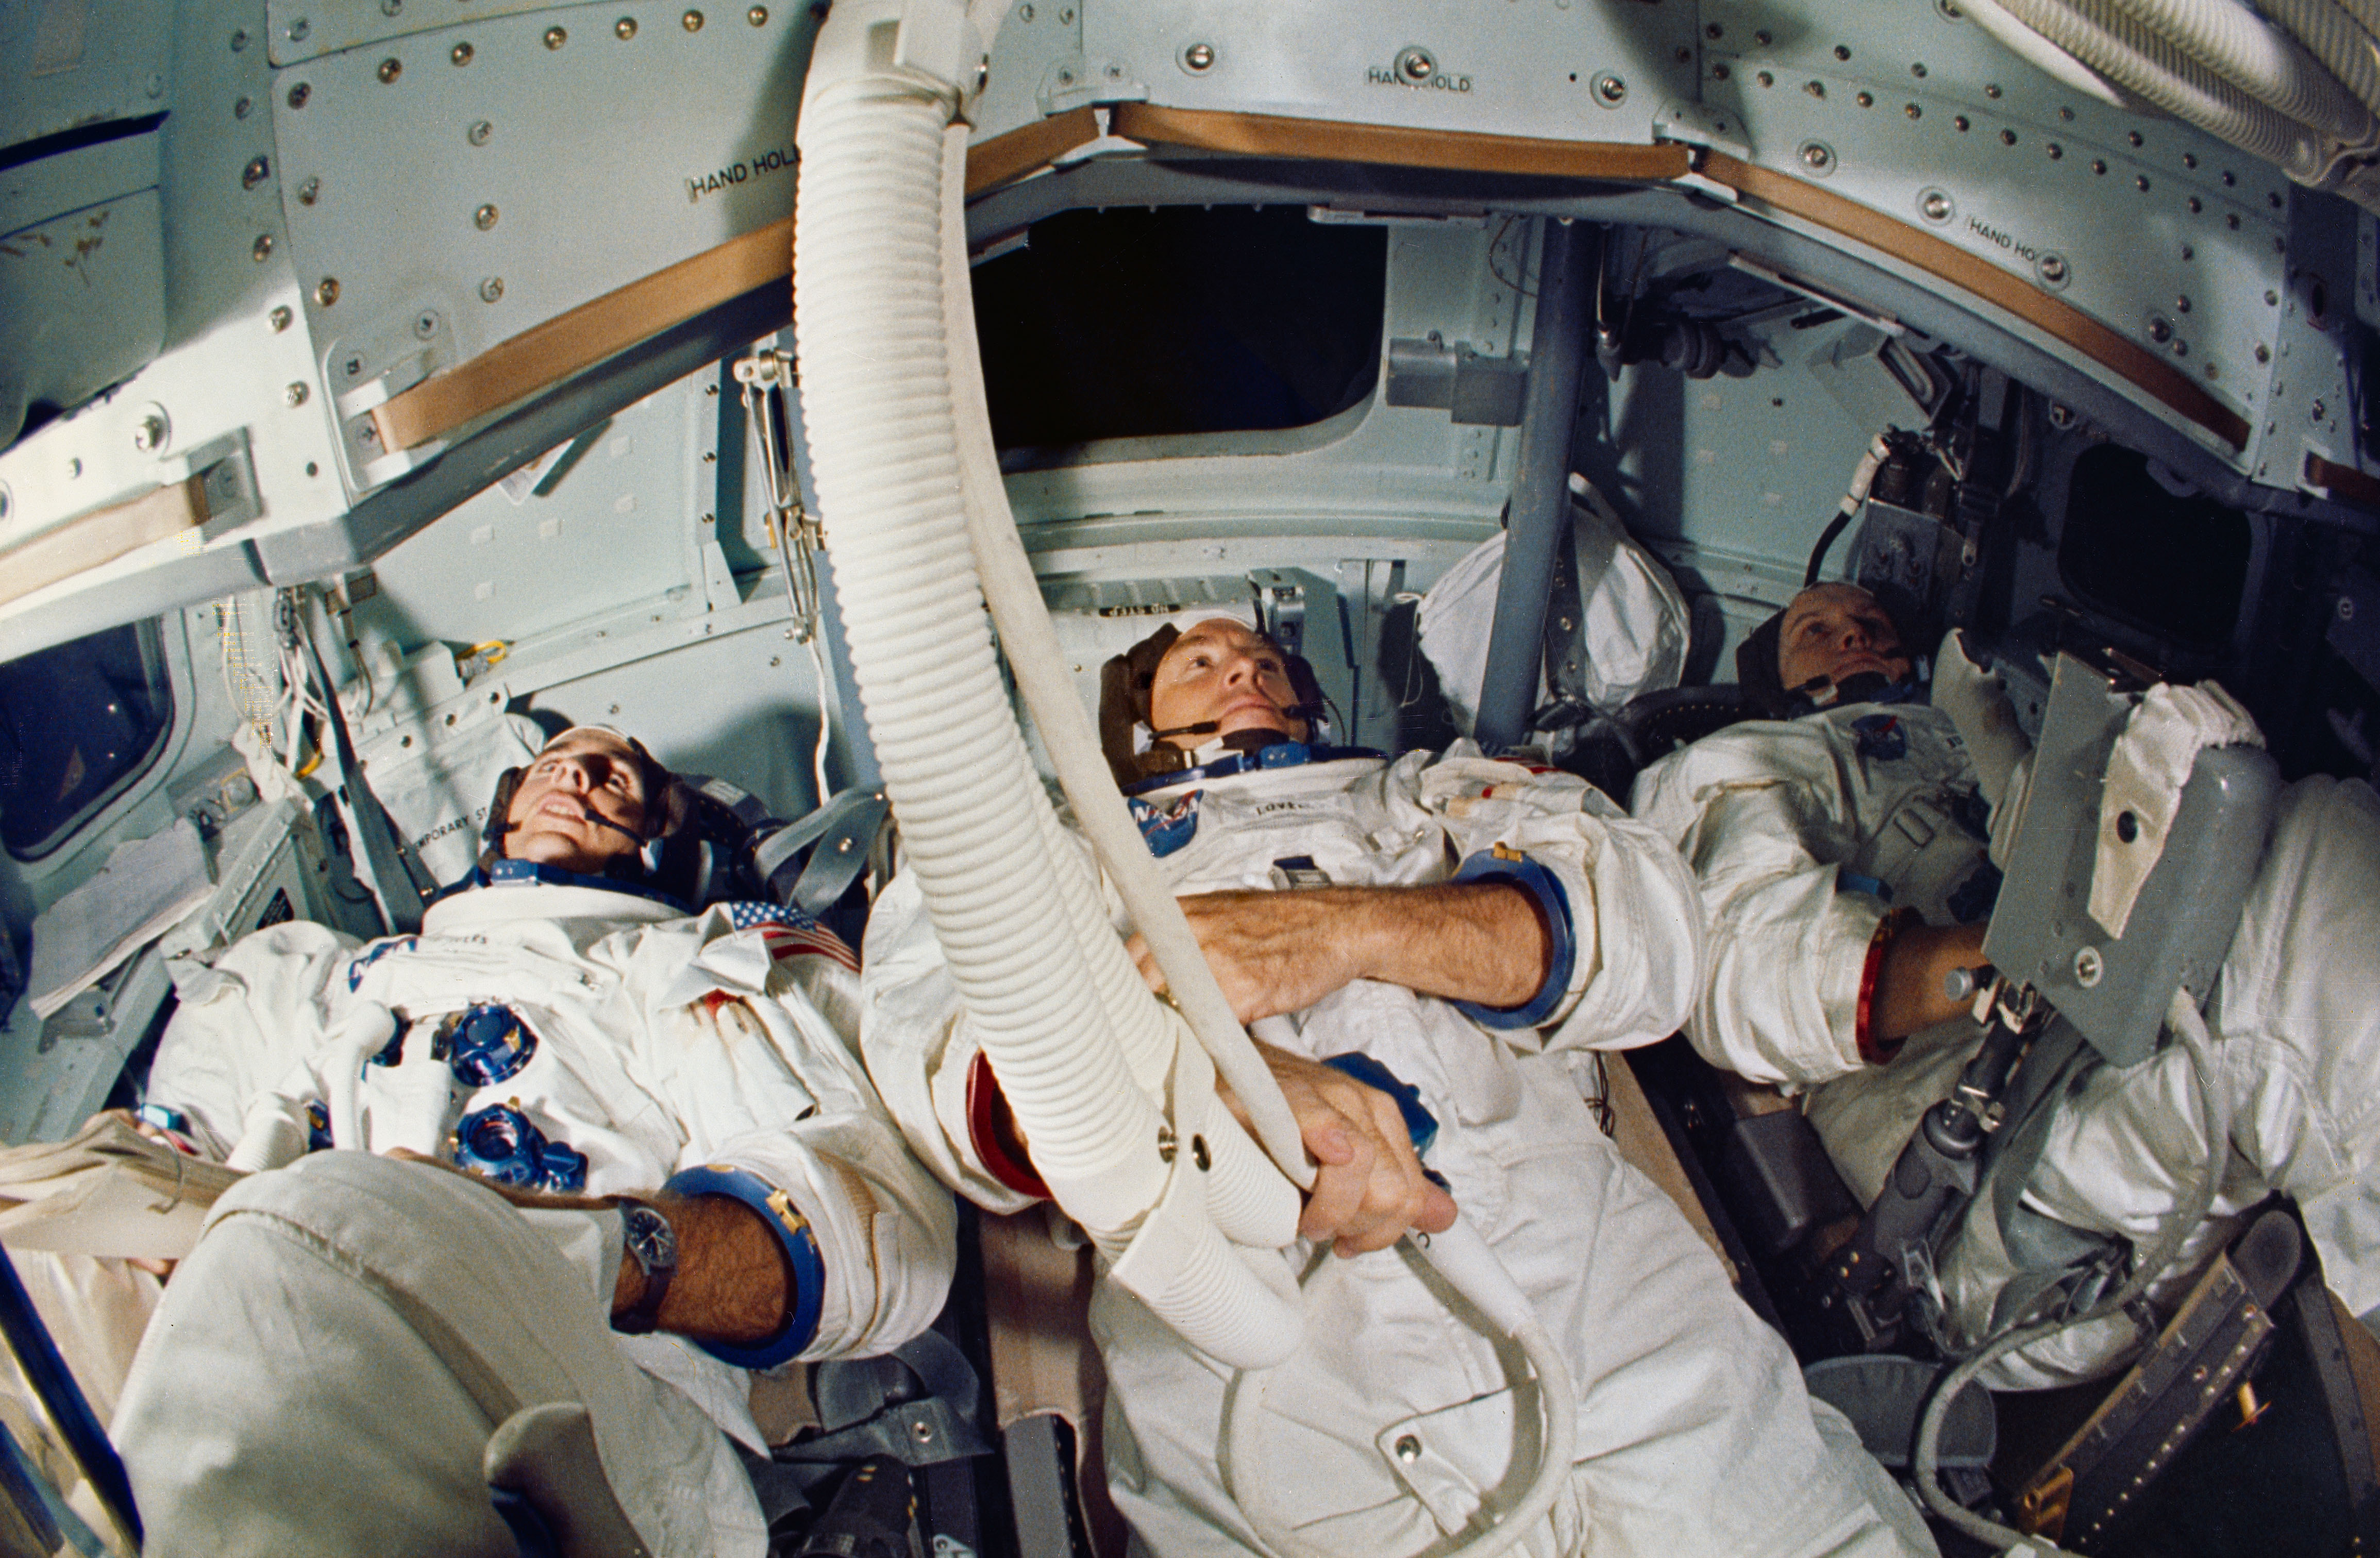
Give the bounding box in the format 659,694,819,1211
796,4,1581,1541
793,0,1303,1368
1959,0,2149,109
2107,0,2373,140
2255,0,2380,119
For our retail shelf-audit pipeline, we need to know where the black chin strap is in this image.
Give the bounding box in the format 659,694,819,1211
1148,703,1323,742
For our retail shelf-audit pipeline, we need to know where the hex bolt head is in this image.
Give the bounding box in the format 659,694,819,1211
315,276,341,306
287,82,311,108
480,276,506,303
615,16,637,38
1800,141,1834,172
451,41,475,64
474,203,499,230
343,355,363,378
377,57,402,83
234,96,253,120
243,156,271,189
413,311,440,340
1182,41,1215,70
270,305,294,331
297,175,321,206
132,413,169,453
467,120,493,145
1920,189,1953,222
747,5,767,22
2148,315,2173,343
2038,253,2069,284
544,25,567,47
230,27,249,49
252,233,275,261
287,16,310,41
682,9,703,29
2073,946,2104,987
1396,46,1435,83
1394,1435,1422,1463
286,383,311,408
2312,399,2328,422
1593,72,1627,105
2255,344,2271,363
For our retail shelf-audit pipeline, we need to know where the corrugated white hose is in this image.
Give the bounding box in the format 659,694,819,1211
2255,0,2380,123
794,1,1302,1365
1221,1016,1580,1558
1960,0,2150,111
2105,0,2374,141
1989,0,2331,176
1912,985,2231,1553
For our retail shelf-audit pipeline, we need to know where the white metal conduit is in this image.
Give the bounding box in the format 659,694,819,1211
1985,0,2380,206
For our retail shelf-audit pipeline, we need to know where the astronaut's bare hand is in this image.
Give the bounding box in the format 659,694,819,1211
1128,891,1364,1024
1233,1041,1457,1257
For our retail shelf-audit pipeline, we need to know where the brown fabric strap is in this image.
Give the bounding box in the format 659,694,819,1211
967,105,1101,195
373,216,796,455
1111,102,1692,182
1697,152,2251,451
0,475,207,609
2307,451,2380,512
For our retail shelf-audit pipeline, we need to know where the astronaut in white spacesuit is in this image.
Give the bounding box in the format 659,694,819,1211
862,614,1934,1558
1632,584,2380,1385
112,727,956,1557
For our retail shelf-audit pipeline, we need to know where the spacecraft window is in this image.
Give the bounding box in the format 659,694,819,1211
0,621,175,861
971,205,1386,449
2057,445,2252,651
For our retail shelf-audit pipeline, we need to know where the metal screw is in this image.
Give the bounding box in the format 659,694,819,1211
231,27,249,49
243,156,271,189
1855,90,1872,107
288,82,311,108
2148,315,2172,342
1756,70,1773,86
1954,114,1970,131
413,311,439,340
1805,79,1825,97
288,17,311,41
2340,595,2357,622
65,459,80,478
1834,43,1850,59
234,96,253,119
1905,103,1921,119
683,8,703,28
1182,41,1215,71
452,41,474,64
1755,28,1772,44
1396,47,1435,84
2000,128,2016,145
2047,142,2062,159
2312,399,2328,421
270,305,293,331
1395,1435,1422,1463
253,233,275,261
286,383,310,408
381,0,401,13
468,120,493,145
1594,72,1627,105
2173,339,2189,357
1912,61,1928,77
2091,158,2106,174
480,276,505,302
1920,189,1953,222
315,276,341,306
1055,66,1073,84
378,57,402,82
1800,141,1834,173
2187,196,2201,214
545,25,567,47
1191,1135,1211,1171
616,16,637,38
132,414,168,453
1984,81,2002,97
2039,253,2069,284
748,5,767,23
297,175,321,205
2175,294,2191,313
343,355,363,377
2073,946,2104,987
2255,344,2271,363
475,203,499,230
2048,402,2075,428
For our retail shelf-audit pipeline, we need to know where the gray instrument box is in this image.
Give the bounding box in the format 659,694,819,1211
1983,653,2278,1068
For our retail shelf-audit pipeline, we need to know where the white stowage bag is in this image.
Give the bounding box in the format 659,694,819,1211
1418,497,1688,736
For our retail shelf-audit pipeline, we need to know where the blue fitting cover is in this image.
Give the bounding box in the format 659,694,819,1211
440,1004,539,1087
1448,852,1575,1029
453,1103,586,1193
1321,1052,1439,1159
662,1163,825,1370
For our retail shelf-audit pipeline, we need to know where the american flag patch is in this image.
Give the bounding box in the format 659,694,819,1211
725,901,859,971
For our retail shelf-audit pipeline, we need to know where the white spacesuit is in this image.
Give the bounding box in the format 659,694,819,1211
863,744,1933,1557
1633,699,2380,1385
118,869,957,1556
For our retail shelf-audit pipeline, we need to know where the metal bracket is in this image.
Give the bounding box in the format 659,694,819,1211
1384,338,1530,426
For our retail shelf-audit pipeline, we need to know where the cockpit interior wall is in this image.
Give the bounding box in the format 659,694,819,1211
3,0,2380,1545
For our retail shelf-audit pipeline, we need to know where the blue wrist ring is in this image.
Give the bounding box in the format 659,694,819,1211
1448,851,1577,1029
661,1163,825,1370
